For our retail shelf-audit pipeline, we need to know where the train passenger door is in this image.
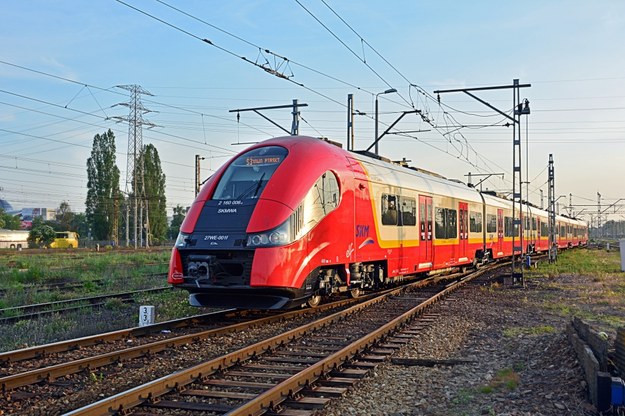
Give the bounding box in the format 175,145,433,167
458,202,468,259
347,156,368,264
419,195,433,268
497,209,504,256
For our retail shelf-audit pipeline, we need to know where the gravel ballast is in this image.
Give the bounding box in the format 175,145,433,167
316,276,603,416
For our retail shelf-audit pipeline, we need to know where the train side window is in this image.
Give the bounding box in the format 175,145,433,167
381,194,398,226
419,202,426,238
305,171,340,227
400,197,416,226
486,214,497,233
504,217,519,237
540,221,548,236
435,207,457,239
447,209,457,238
435,208,445,238
469,212,482,233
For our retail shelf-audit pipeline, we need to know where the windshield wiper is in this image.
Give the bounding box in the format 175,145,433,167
235,173,266,199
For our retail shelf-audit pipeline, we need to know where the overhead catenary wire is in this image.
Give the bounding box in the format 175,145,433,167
114,0,352,113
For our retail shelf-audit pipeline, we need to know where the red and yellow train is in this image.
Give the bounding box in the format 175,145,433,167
168,136,587,309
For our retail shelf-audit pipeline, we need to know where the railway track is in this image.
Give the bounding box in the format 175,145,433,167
0,286,171,324
0,292,380,392
0,273,167,299
68,270,485,416
0,265,499,415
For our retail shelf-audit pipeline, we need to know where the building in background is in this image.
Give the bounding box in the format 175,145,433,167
19,207,56,229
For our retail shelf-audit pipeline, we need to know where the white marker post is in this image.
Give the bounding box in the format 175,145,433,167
139,305,155,327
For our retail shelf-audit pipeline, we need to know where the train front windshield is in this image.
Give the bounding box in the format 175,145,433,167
213,146,288,200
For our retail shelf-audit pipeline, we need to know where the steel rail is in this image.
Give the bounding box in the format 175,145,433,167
0,286,397,366
228,268,487,415
62,270,484,416
0,274,167,298
0,287,171,324
0,295,369,391
0,309,236,364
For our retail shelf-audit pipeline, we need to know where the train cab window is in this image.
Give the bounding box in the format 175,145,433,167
213,146,288,200
486,214,497,233
435,207,457,239
469,212,482,233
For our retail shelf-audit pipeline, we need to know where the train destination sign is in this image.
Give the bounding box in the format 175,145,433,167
244,155,283,166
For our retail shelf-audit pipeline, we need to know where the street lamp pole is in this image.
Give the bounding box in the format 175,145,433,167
375,88,397,155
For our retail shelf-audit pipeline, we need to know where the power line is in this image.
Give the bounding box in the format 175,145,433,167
153,0,371,95
114,0,349,112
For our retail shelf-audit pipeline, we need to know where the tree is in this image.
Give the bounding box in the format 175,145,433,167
71,213,89,239
0,209,21,230
28,217,56,248
135,144,167,245
56,201,75,231
85,129,121,241
168,204,187,239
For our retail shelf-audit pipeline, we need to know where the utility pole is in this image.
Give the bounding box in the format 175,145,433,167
347,94,354,151
435,79,531,284
548,154,557,262
374,88,397,155
597,192,602,237
110,85,156,249
195,155,205,197
229,100,308,136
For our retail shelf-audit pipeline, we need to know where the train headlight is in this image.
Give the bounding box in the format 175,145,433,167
269,231,287,244
175,232,191,247
247,219,291,247
250,234,266,246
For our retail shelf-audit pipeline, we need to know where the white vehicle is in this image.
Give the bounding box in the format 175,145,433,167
0,229,29,250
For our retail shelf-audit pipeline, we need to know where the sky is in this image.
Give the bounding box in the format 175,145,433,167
1,1,624,226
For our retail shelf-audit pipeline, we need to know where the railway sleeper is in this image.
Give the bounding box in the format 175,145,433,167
329,368,368,379
281,396,331,410
145,400,233,413
301,385,347,397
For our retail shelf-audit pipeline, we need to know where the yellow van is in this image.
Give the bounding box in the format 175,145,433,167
50,231,79,248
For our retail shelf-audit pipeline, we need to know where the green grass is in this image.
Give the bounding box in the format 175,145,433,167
525,249,622,279
0,248,210,351
479,368,520,393
0,250,171,308
0,289,204,351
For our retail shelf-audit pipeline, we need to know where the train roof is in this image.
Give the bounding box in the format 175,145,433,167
348,148,483,203
245,136,589,228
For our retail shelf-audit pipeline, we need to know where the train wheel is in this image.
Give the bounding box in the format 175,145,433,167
350,288,362,298
306,295,321,308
